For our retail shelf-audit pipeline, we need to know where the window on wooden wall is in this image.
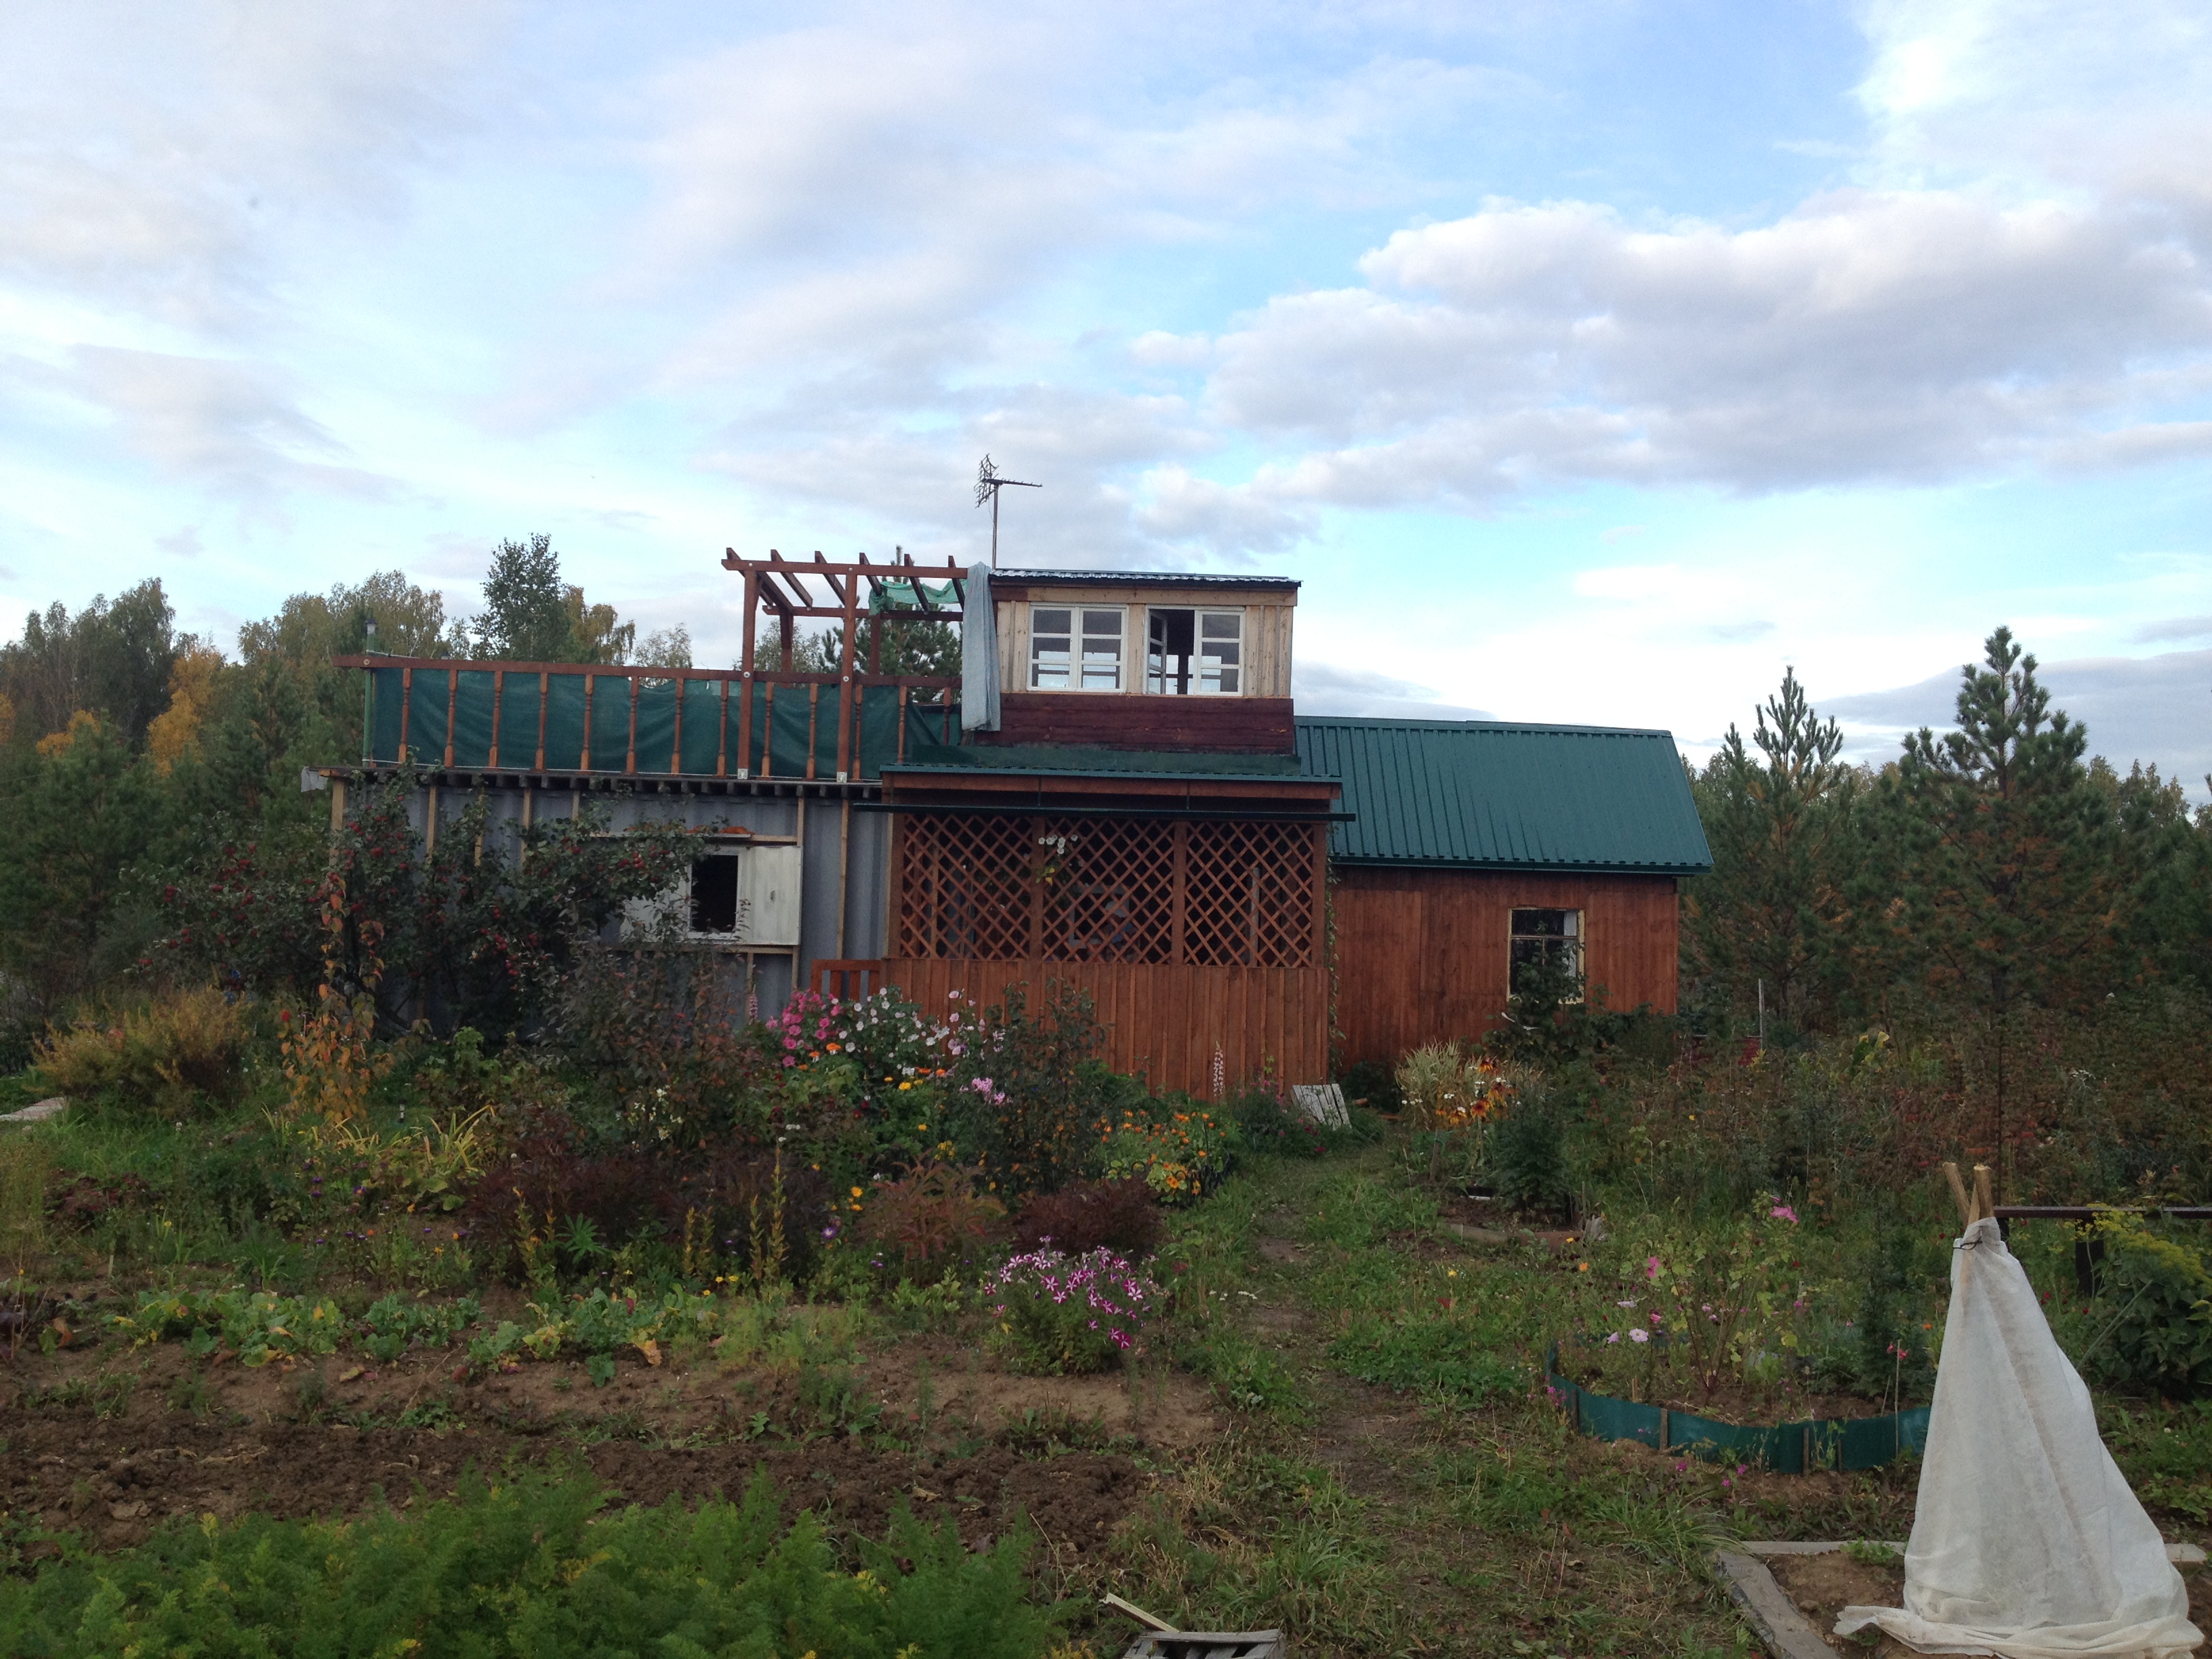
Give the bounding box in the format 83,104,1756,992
1509,907,1584,1000
1145,608,1243,695
1029,607,1125,691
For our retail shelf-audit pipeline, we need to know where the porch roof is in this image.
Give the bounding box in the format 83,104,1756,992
1294,716,1713,875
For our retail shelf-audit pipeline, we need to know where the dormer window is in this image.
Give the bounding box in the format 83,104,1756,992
1030,606,1125,691
1146,608,1243,695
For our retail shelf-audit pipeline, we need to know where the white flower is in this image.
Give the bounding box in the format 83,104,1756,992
1629,1328,1650,1345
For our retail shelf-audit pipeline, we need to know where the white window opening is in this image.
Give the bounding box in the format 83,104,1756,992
1030,607,1124,691
1146,607,1244,695
1509,908,1583,1000
1198,611,1242,695
622,843,802,947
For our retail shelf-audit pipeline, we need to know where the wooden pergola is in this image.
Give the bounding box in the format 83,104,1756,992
724,548,967,781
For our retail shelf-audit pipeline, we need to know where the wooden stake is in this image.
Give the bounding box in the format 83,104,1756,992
1943,1162,1974,1228
1101,1593,1175,1633
1972,1164,1994,1227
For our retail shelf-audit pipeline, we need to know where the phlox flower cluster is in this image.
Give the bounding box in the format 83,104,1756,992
992,1246,1160,1354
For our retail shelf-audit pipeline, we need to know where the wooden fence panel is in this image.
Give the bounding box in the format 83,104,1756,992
883,959,1328,1097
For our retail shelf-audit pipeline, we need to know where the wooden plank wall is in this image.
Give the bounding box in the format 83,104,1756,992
1332,869,1681,1066
884,958,1330,1096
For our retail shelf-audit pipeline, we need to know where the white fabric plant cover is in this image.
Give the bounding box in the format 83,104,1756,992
960,562,1000,733
1836,1216,2200,1658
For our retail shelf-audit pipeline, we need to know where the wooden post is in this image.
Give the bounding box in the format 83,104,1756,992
1972,1164,1993,1226
836,798,851,958
425,785,439,856
760,682,775,777
581,674,594,771
897,684,909,764
443,668,457,767
805,683,819,782
1943,1162,1975,1227
489,668,503,767
1027,819,1046,960
737,569,758,778
625,674,639,775
1170,821,1189,965
1309,821,1329,971
535,671,548,770
327,776,347,834
716,676,730,778
836,570,858,781
399,666,413,760
670,672,684,773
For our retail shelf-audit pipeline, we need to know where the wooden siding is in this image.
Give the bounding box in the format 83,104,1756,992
884,958,1330,1094
1332,868,1681,1065
977,693,1295,752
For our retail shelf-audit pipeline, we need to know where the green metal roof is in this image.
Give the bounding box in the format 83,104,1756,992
1294,717,1711,874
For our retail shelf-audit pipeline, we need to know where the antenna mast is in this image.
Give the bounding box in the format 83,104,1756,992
974,454,1040,569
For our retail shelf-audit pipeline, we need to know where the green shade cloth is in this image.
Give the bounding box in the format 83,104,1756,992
361,664,956,779
1545,1347,1927,1473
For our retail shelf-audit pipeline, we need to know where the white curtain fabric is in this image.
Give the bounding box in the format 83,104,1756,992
961,563,1000,733
1836,1216,2200,1658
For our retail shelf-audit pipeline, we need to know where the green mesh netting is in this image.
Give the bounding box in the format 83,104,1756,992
355,668,954,777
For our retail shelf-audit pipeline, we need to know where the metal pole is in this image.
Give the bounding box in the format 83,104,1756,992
1757,979,1765,1050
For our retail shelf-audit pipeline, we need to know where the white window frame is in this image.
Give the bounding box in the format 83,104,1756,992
1509,907,1584,1002
1029,605,1126,692
1144,606,1246,697
1196,609,1243,696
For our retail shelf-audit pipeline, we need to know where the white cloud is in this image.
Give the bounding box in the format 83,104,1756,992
16,346,392,498
1183,187,2211,510
0,1,506,325
1294,659,1491,721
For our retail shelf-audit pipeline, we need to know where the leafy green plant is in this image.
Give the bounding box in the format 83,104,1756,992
2078,1211,2212,1395
110,1286,343,1368
1099,1101,1232,1203
0,1467,1061,1658
989,1246,1160,1375
358,1292,480,1364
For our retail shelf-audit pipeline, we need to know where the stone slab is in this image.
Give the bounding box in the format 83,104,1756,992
0,1097,65,1124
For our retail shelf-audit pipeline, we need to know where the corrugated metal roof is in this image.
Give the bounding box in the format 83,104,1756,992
993,569,1300,591
1295,717,1712,874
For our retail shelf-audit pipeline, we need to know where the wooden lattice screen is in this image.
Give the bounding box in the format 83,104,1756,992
895,814,1322,967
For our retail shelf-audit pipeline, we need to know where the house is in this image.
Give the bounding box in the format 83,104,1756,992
327,550,1709,1092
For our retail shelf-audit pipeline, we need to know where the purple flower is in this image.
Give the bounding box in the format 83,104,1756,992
1770,1204,1799,1223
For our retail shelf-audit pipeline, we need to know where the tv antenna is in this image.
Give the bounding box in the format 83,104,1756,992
974,454,1040,569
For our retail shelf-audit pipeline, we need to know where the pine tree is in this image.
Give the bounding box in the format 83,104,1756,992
1893,626,2116,1187
1684,667,1853,1030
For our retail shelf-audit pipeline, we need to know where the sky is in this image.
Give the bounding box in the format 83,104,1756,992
3,1,2209,783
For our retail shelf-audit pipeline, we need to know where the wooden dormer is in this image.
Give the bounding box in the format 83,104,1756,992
984,569,1299,754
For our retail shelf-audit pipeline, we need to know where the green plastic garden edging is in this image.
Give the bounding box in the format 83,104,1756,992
1544,1345,1929,1473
